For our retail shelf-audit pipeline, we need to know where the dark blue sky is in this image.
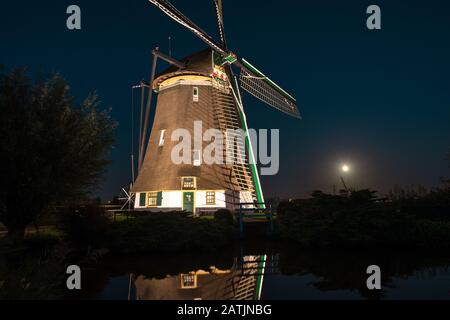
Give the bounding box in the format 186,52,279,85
1,0,449,200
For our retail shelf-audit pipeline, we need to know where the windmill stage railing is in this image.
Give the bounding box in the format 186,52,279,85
236,202,275,236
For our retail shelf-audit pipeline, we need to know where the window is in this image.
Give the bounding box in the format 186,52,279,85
193,87,199,102
206,192,216,205
147,191,162,207
182,177,196,189
193,149,201,166
158,129,166,146
139,192,146,207
148,192,157,207
181,273,197,289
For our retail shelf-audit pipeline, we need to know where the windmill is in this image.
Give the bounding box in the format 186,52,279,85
131,0,300,213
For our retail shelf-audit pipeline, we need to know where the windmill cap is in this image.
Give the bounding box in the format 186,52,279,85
153,48,214,89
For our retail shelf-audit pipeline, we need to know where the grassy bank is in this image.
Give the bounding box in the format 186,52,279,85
0,230,66,299
107,211,238,254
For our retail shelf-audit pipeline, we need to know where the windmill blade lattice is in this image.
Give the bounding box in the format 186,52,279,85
239,66,300,119
213,0,227,48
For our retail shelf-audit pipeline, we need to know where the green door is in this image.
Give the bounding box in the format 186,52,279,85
183,192,194,213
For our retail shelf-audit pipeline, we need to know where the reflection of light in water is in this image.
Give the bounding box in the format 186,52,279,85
129,255,267,300
91,251,450,300
233,255,267,300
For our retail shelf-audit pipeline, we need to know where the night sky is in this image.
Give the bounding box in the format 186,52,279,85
1,0,449,200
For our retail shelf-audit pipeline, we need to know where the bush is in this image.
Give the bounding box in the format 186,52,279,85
22,229,63,250
60,205,111,249
214,209,234,225
414,220,450,249
277,189,450,249
107,212,237,253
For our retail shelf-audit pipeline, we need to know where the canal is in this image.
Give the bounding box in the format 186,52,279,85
72,241,450,300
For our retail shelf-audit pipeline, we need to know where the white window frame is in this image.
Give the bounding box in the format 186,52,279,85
193,87,199,102
158,129,166,146
147,192,158,207
206,191,216,205
182,177,196,189
180,273,197,289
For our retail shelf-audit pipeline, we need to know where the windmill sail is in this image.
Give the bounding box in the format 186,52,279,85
148,0,227,55
148,0,300,119
239,59,301,119
213,0,227,49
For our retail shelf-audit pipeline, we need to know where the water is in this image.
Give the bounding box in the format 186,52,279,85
73,242,450,300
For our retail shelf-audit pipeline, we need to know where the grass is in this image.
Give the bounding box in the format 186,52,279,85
199,215,215,220
112,214,131,222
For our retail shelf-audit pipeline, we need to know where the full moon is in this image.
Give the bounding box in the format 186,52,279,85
342,165,350,172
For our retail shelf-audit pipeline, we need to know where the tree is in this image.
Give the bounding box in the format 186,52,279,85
0,68,116,238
